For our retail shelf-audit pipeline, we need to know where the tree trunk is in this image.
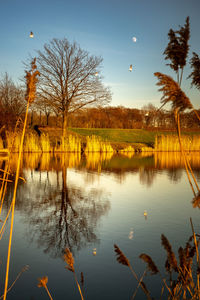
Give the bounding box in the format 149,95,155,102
63,111,68,137
46,113,50,126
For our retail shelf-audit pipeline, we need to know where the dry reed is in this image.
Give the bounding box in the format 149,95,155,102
63,248,84,300
114,221,200,299
38,276,53,300
2,58,40,300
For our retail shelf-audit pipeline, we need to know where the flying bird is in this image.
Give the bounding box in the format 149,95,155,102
29,31,34,38
129,64,133,72
132,37,137,42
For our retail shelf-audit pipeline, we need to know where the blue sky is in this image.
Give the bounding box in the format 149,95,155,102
0,0,200,109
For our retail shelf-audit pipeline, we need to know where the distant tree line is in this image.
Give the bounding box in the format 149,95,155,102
1,73,200,131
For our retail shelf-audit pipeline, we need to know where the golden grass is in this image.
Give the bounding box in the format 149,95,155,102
119,145,135,154
155,135,200,152
85,135,114,153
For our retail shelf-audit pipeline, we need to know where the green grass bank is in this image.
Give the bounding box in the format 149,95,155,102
1,127,200,153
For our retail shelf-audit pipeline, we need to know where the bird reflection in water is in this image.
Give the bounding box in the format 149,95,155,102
128,228,134,240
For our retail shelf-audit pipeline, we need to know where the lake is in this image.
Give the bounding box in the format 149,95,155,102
0,152,200,299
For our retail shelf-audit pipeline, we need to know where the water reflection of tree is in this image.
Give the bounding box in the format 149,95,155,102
166,168,183,182
139,168,157,187
17,167,110,258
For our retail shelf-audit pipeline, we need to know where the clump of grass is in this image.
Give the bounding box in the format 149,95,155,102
85,135,114,153
23,132,41,152
40,133,51,152
155,134,200,152
55,135,81,152
119,145,135,154
5,131,21,153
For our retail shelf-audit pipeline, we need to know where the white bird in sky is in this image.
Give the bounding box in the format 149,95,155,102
132,36,137,42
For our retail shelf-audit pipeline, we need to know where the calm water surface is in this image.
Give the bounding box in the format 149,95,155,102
1,152,200,299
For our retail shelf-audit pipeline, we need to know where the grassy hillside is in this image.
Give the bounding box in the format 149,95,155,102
70,128,158,145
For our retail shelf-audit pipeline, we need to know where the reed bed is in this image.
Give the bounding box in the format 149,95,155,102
119,145,135,154
40,134,51,152
54,135,81,152
5,131,21,153
155,135,200,152
141,146,154,152
84,135,114,153
23,132,42,153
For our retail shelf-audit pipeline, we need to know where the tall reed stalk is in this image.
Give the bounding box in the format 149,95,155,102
3,101,30,300
3,58,40,300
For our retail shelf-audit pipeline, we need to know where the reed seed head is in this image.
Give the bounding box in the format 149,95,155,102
154,72,192,112
139,253,159,275
114,244,130,267
38,276,48,288
161,234,178,272
63,248,75,272
25,58,40,104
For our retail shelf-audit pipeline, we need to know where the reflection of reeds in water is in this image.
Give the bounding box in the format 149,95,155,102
57,153,81,169
154,152,200,169
4,153,82,172
155,135,200,152
120,151,135,159
85,151,113,171
85,135,114,153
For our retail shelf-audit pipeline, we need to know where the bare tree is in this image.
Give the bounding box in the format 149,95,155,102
36,38,111,136
0,73,25,128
